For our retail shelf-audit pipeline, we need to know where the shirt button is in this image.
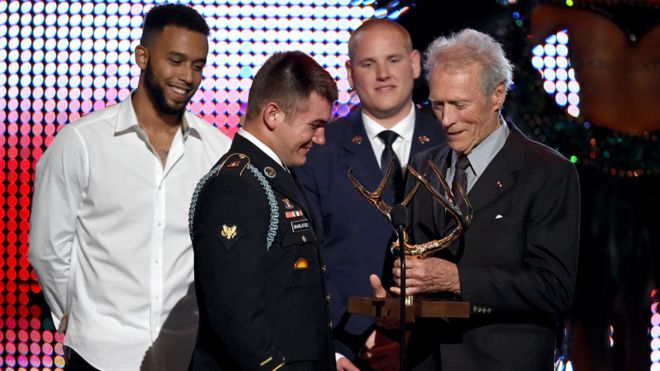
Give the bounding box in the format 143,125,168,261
157,222,163,227
321,265,327,272
328,320,333,329
301,235,307,243
325,293,331,303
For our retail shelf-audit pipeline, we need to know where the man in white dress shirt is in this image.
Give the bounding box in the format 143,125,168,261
28,4,231,370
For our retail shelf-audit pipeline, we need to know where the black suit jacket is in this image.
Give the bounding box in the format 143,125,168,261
406,123,580,371
189,134,335,371
295,108,444,360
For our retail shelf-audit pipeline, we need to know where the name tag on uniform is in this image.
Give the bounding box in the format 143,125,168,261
291,218,310,233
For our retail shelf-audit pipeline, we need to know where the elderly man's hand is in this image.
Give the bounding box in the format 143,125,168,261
391,256,461,295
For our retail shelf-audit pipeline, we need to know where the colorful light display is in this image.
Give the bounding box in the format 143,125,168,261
1,1,370,369
1,1,656,370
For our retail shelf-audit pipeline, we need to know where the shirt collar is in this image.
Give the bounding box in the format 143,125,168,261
362,102,416,142
452,117,509,177
238,128,287,170
114,92,199,140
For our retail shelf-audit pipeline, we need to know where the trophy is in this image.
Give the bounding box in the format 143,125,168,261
347,159,473,322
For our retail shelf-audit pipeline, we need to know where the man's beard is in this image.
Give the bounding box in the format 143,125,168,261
144,62,188,116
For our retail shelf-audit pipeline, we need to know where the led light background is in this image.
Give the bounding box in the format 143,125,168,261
0,0,657,370
2,1,371,369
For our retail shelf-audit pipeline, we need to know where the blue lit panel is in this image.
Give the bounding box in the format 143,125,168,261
531,30,581,118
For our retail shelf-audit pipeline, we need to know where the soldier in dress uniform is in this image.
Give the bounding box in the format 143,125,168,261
188,50,339,371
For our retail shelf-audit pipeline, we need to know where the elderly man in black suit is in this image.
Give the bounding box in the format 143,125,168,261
188,51,338,371
390,29,580,371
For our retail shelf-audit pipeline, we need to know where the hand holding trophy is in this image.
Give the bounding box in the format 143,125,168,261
347,159,473,322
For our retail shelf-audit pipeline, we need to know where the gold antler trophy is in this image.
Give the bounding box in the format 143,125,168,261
347,160,472,322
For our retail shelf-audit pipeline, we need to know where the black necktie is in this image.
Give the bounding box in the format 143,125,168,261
451,155,470,214
378,130,404,203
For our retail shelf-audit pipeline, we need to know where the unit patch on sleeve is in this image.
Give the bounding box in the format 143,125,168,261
215,222,244,251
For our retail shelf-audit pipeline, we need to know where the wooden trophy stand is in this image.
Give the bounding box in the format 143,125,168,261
348,296,470,322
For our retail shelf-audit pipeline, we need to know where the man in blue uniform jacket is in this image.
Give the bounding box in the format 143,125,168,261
189,51,338,371
296,19,444,370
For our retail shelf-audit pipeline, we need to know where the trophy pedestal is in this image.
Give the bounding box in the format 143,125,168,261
348,297,470,322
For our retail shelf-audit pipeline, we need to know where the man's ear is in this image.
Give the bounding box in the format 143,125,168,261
410,49,421,79
345,60,355,90
262,103,281,131
135,45,149,70
491,82,506,111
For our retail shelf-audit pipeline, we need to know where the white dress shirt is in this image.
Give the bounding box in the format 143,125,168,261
28,96,231,370
362,102,416,170
238,128,286,169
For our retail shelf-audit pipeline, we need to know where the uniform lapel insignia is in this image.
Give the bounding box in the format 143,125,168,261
293,257,309,270
352,135,363,144
282,198,294,209
225,160,241,168
496,180,503,188
264,166,276,178
417,135,430,144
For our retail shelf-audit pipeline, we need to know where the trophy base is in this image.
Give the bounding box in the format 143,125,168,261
348,296,470,322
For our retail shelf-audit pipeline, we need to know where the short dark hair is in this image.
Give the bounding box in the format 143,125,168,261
245,51,338,121
140,4,210,47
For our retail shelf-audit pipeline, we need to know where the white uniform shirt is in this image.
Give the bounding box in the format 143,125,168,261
28,96,231,370
362,102,416,170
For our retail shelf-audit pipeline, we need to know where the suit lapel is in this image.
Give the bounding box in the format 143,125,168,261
233,135,321,237
291,171,324,238
409,109,442,159
466,125,525,214
426,147,453,237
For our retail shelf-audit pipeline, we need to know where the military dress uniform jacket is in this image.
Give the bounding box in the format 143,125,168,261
188,134,335,371
405,123,580,371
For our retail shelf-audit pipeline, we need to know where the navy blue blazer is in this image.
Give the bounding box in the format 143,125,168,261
295,107,444,360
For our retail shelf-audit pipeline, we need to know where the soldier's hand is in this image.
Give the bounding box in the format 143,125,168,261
336,356,359,371
359,329,401,371
369,274,387,298
369,274,400,330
